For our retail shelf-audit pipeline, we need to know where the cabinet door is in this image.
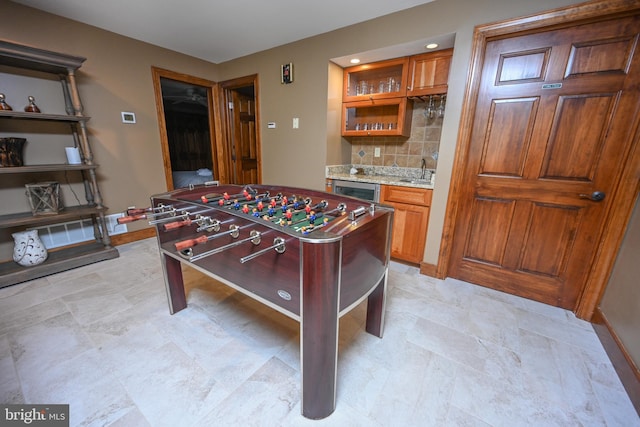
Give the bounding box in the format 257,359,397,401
381,185,432,263
343,57,409,102
342,97,413,137
407,48,453,97
388,202,430,263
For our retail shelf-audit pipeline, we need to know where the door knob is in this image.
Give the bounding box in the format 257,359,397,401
579,191,605,201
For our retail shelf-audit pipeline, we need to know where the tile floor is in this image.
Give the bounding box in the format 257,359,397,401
0,238,638,427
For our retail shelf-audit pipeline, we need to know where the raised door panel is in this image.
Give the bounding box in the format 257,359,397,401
407,49,453,97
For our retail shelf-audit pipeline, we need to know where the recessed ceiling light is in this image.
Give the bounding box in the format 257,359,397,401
425,43,439,49
350,58,361,64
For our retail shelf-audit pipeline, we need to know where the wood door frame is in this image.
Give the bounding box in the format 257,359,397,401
151,67,224,189
217,74,262,184
438,0,640,320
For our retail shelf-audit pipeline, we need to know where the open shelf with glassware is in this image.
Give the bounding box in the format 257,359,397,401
342,97,413,137
0,39,118,288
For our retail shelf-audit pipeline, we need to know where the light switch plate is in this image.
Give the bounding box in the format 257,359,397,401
121,112,136,124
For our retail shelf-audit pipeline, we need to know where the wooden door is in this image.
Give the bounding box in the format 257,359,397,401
231,90,258,184
448,14,640,309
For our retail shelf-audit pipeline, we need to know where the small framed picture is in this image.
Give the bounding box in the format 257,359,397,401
121,111,136,124
281,63,293,84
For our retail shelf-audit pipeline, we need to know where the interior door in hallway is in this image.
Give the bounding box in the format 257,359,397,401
448,14,640,310
231,90,258,184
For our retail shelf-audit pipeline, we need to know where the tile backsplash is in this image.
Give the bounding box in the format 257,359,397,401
348,100,442,169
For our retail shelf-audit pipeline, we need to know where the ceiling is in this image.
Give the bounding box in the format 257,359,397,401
12,0,439,64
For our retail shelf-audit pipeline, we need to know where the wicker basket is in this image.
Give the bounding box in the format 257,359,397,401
25,181,63,215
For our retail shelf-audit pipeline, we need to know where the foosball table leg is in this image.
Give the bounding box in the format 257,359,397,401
300,240,341,419
365,272,387,338
161,253,187,314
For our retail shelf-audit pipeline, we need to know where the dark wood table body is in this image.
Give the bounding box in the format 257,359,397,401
151,184,393,419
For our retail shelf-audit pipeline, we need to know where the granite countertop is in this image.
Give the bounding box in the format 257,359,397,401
326,165,435,189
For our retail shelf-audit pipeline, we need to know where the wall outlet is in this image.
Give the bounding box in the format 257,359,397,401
374,147,381,157
293,117,299,129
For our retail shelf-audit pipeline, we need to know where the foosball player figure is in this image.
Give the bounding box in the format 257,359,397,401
242,204,250,214
285,209,293,225
233,200,240,210
323,217,330,226
268,207,275,217
252,208,260,217
305,204,312,216
218,198,225,206
270,198,277,208
309,211,316,225
293,198,301,210
257,201,264,211
223,192,230,200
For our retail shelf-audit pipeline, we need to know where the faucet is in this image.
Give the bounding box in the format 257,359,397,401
420,158,426,180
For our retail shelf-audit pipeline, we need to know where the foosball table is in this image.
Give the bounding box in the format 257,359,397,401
120,183,393,419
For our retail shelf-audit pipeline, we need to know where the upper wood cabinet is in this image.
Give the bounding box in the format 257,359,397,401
343,57,409,102
407,48,453,97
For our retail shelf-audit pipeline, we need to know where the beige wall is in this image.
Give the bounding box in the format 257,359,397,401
0,0,220,248
215,0,581,264
1,0,583,266
600,197,640,368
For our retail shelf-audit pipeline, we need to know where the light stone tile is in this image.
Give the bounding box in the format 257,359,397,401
516,305,605,353
451,364,578,427
591,380,640,427
283,401,380,427
9,312,93,383
194,357,298,427
201,338,280,394
409,316,486,372
0,335,23,404
106,407,152,427
105,341,221,427
368,349,456,426
463,293,522,352
3,237,638,426
518,331,608,425
337,344,392,415
0,276,50,299
22,348,135,427
62,284,134,325
0,298,69,336
444,406,492,427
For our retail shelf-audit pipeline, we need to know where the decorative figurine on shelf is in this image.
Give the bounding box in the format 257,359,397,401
0,93,12,111
24,95,41,113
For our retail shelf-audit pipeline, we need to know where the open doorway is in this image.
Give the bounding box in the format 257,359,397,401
151,67,220,190
218,75,261,184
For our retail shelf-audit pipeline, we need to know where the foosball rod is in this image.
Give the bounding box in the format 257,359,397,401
239,237,286,264
174,223,250,251
189,230,264,262
200,186,258,204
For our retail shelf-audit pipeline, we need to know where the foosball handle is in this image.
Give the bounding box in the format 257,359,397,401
126,207,152,215
163,218,192,231
175,235,209,251
118,214,147,224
